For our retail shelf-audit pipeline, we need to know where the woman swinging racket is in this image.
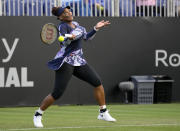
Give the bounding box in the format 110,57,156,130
33,6,116,128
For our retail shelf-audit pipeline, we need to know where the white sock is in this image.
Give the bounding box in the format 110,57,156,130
37,108,44,114
100,105,106,110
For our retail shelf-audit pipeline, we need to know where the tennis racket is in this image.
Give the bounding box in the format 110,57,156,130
40,23,58,45
40,23,73,45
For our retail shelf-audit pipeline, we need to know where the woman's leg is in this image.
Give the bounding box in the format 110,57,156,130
33,63,74,127
94,84,105,106
40,63,74,111
73,64,116,122
39,94,55,111
73,64,104,106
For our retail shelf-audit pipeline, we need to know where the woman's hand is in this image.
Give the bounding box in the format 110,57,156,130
69,34,76,40
95,20,110,30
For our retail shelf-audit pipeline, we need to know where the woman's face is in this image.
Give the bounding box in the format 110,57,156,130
59,8,73,22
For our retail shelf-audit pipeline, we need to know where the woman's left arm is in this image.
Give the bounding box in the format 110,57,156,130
83,20,110,41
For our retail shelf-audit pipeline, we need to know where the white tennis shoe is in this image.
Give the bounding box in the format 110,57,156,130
33,113,43,128
97,110,116,122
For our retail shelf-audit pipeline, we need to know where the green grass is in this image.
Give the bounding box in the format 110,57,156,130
0,104,180,131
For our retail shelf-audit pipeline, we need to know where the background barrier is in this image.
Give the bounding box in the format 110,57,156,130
0,17,180,106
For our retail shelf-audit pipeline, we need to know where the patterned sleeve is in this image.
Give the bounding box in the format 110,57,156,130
83,27,97,41
58,24,71,46
71,21,84,41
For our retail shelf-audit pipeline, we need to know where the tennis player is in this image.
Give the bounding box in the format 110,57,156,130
33,6,116,128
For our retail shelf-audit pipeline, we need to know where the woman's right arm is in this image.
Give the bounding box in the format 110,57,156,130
58,24,71,46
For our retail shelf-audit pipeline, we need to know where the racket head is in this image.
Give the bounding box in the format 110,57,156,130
40,23,58,45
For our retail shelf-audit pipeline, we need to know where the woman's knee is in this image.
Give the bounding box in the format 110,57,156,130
94,82,103,88
51,91,63,100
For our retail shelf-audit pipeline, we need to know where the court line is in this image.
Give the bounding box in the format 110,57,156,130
7,123,179,131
